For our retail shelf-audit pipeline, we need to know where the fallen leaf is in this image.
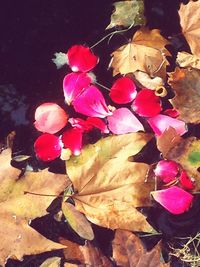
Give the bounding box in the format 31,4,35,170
179,1,200,56
133,71,165,91
176,51,200,69
39,257,61,267
66,133,155,232
112,229,169,266
168,67,200,124
106,0,145,29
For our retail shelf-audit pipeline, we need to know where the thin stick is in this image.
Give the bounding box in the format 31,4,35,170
95,81,110,91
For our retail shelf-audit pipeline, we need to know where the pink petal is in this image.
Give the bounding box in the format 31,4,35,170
163,108,179,118
109,77,137,104
179,170,195,190
34,103,68,134
63,72,94,105
154,160,179,183
107,108,144,134
132,88,162,117
69,117,92,132
34,133,62,161
72,85,112,118
61,128,83,156
67,45,99,72
151,186,193,214
147,114,187,136
86,117,109,133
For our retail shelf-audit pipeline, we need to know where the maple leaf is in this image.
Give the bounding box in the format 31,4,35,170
0,149,69,266
106,0,145,29
176,51,200,69
168,67,200,124
179,0,200,56
66,133,155,233
112,229,170,267
110,27,171,79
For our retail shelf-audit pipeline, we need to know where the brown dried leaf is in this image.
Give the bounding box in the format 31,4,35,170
177,51,200,69
133,71,164,90
179,1,200,56
39,257,61,267
168,67,200,124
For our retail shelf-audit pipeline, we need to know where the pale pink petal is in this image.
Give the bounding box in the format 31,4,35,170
34,133,62,161
67,45,99,72
63,72,94,105
61,128,83,156
154,160,179,183
34,103,68,134
163,108,179,118
107,108,144,134
109,77,137,104
72,85,112,118
86,117,109,133
68,117,92,132
147,114,187,136
151,186,193,214
179,170,195,190
132,88,162,117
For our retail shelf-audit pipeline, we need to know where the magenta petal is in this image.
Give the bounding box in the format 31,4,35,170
63,72,93,105
109,77,137,104
34,133,62,161
132,88,162,117
179,170,195,190
61,128,83,156
86,117,109,133
152,186,193,214
34,103,68,134
72,85,112,118
67,45,99,72
68,117,92,132
154,160,179,183
107,108,144,134
147,114,187,136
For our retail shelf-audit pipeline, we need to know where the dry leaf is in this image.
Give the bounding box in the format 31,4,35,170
39,257,61,267
66,133,155,232
168,67,200,124
133,71,164,90
179,1,200,56
106,0,145,29
112,229,169,267
177,51,200,69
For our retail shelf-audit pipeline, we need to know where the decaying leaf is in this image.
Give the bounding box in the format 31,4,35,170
62,202,94,240
168,67,200,124
177,51,200,69
66,133,155,232
179,1,200,56
106,0,145,29
110,28,171,79
60,238,113,266
39,257,61,267
133,71,164,91
112,229,169,266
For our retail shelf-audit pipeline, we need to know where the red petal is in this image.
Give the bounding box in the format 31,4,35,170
107,108,144,134
154,160,179,183
132,88,162,117
67,45,99,72
109,77,137,104
147,114,187,136
34,133,62,161
72,85,112,118
86,117,109,133
163,108,179,118
61,128,83,156
63,72,94,105
179,170,195,190
34,103,68,134
68,117,92,132
151,186,193,214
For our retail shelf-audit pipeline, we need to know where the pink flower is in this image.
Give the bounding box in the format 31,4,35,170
61,128,83,156
34,133,62,161
72,85,112,118
151,186,193,214
67,45,99,72
132,88,162,117
179,170,195,190
34,103,68,134
109,77,137,104
107,108,144,134
147,114,187,136
154,160,179,183
63,72,94,105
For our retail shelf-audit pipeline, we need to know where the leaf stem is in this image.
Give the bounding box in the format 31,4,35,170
24,191,72,198
95,81,110,91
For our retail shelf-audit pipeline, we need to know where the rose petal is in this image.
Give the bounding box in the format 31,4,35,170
67,45,99,72
34,103,68,134
163,108,179,118
34,133,62,161
69,117,92,132
63,72,93,105
132,88,162,117
147,114,187,136
72,85,112,118
61,128,83,156
151,186,193,214
86,117,109,133
109,77,137,104
154,160,179,183
179,170,195,190
107,108,144,134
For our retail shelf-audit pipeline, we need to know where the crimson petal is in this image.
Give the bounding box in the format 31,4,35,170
69,117,92,132
179,170,195,190
61,128,83,156
86,117,109,133
154,160,179,183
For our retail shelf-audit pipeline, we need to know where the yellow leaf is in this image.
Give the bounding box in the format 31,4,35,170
39,257,61,267
176,51,200,69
